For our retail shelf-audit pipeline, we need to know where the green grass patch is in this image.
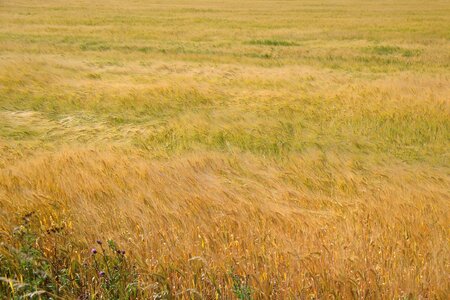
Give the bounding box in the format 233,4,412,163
368,45,421,57
247,39,298,47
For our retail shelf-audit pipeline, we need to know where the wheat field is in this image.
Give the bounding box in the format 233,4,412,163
0,0,449,298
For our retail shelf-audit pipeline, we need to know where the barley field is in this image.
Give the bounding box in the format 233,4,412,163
0,0,449,298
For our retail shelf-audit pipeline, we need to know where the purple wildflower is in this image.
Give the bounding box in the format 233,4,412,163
91,248,97,254
99,271,105,277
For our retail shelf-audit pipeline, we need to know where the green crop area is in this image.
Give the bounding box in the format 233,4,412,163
0,0,449,298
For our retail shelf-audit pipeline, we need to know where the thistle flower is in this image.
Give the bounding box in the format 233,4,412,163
91,248,97,254
99,271,105,277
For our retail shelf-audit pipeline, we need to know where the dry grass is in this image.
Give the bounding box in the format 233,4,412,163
0,0,449,298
